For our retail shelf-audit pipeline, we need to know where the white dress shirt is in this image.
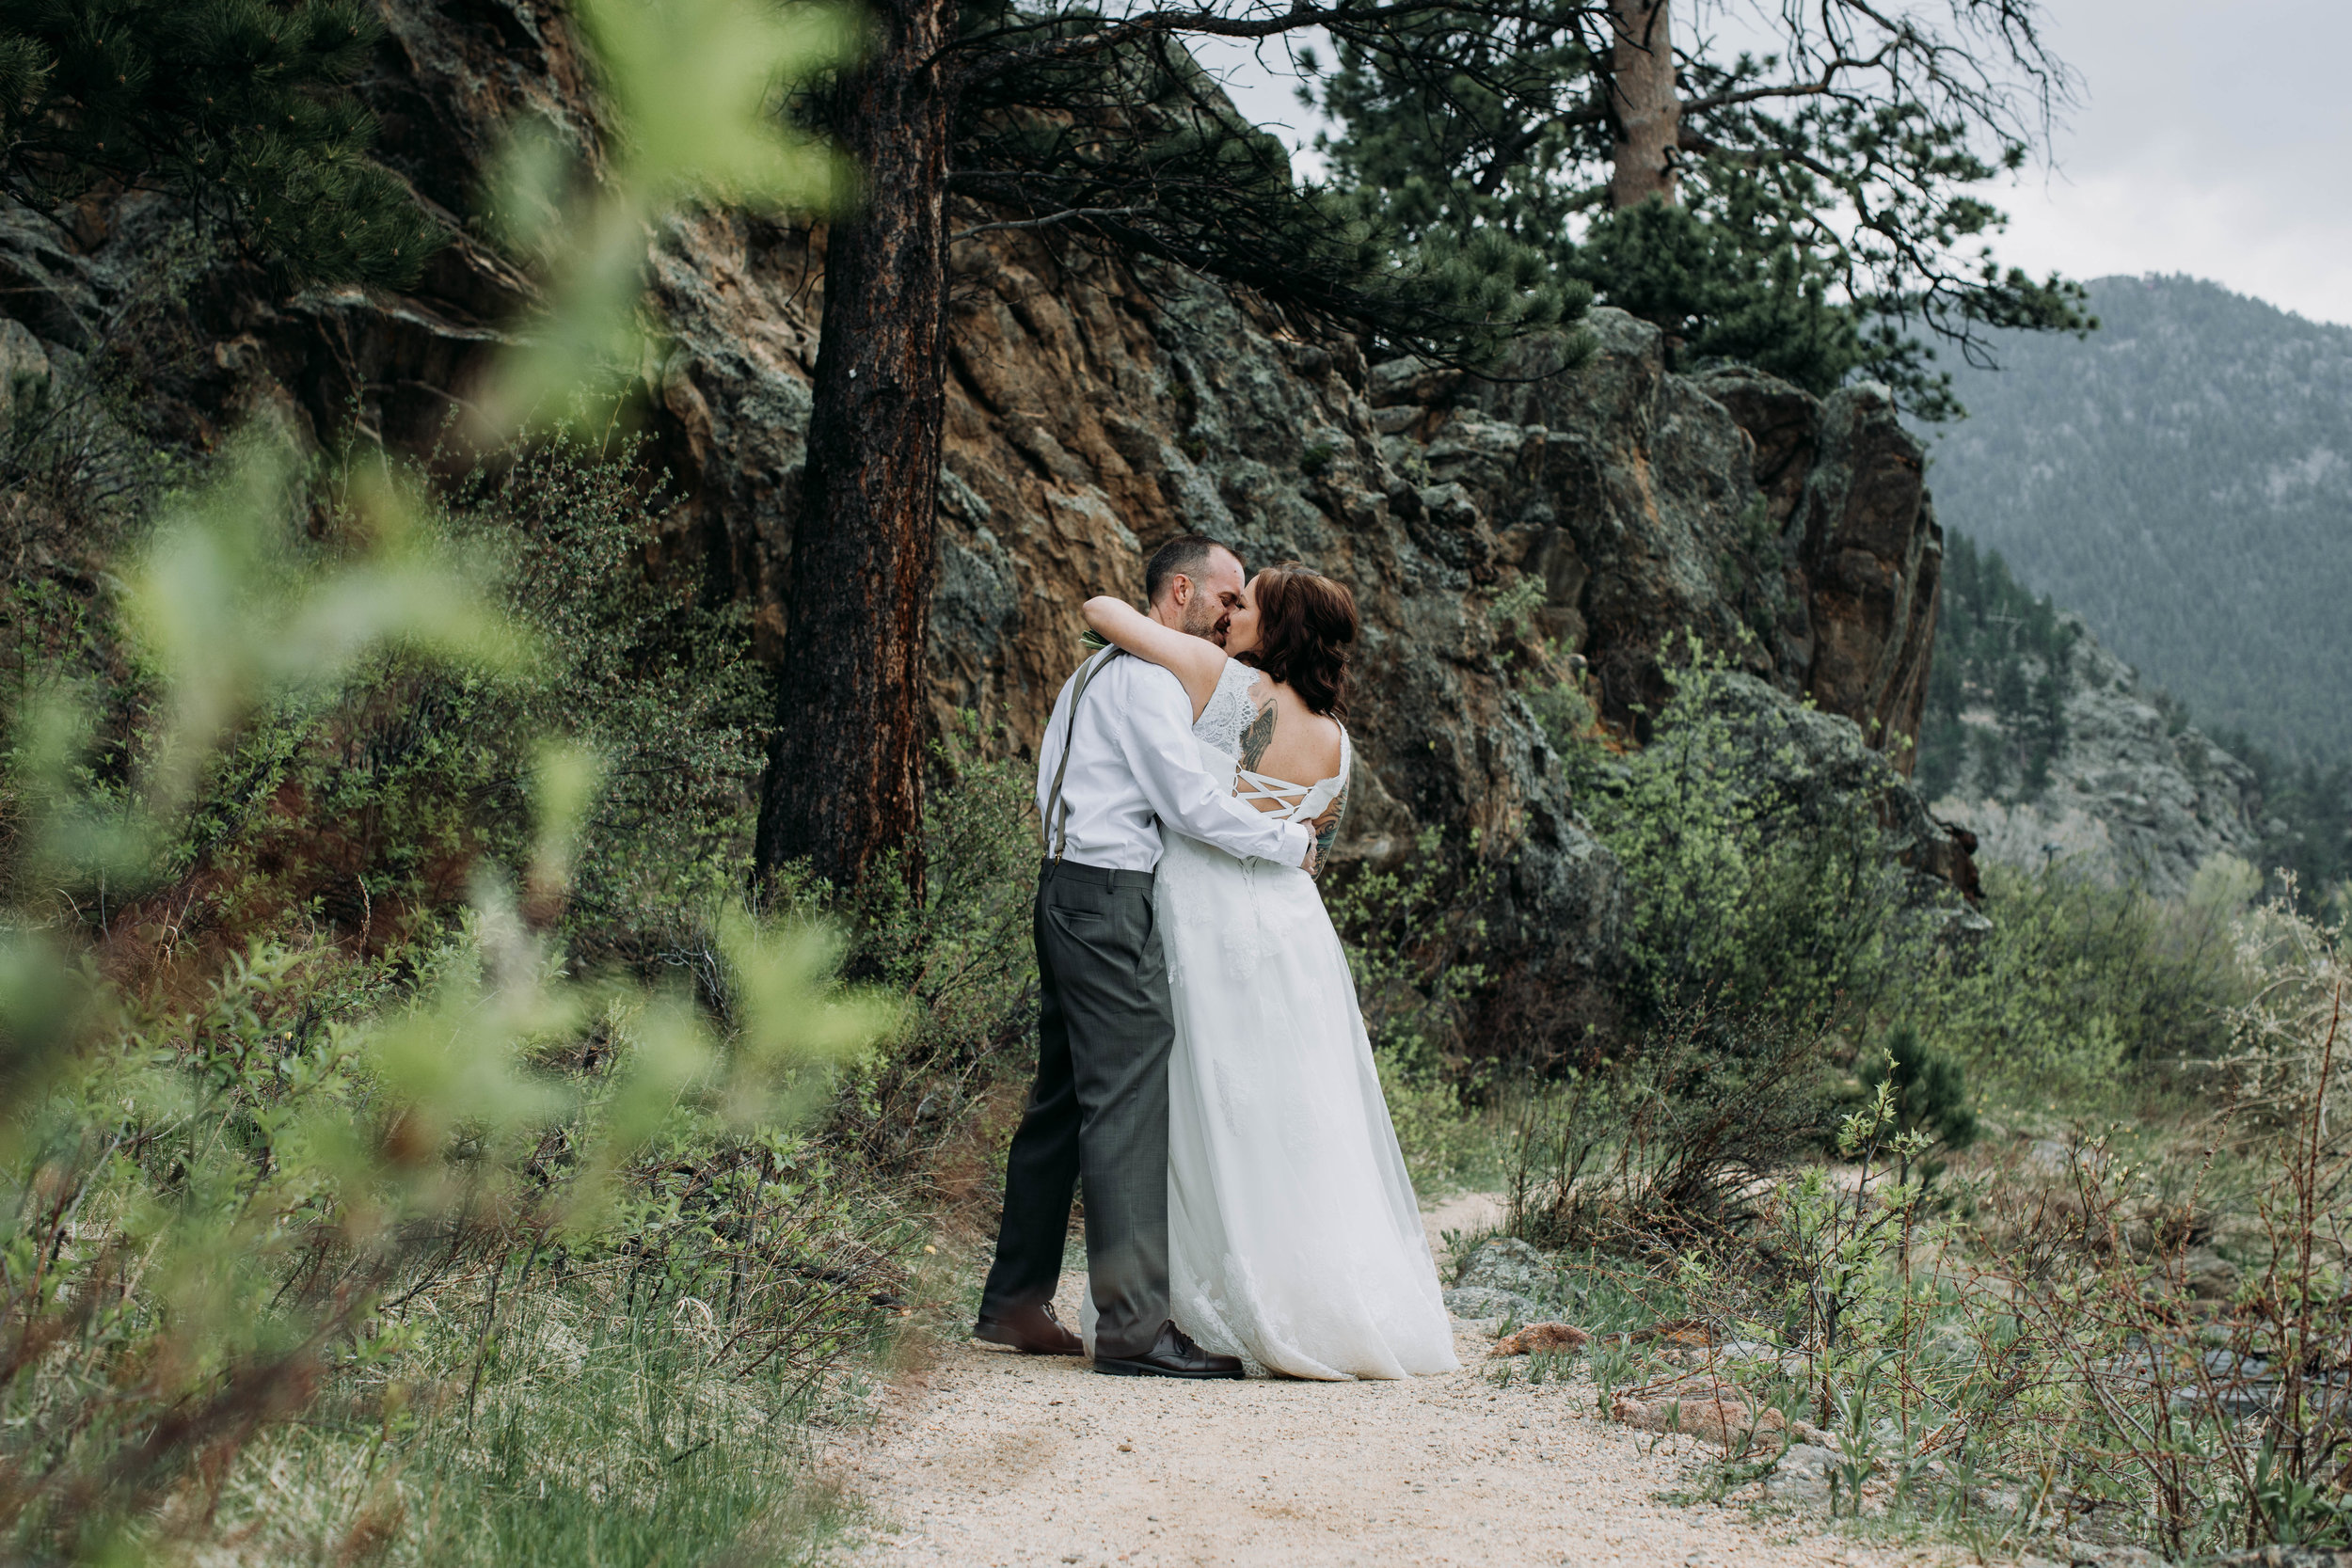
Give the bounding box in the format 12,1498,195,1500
1035,649,1312,873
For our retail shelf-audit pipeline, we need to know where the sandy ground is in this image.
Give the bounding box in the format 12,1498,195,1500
823,1197,1919,1568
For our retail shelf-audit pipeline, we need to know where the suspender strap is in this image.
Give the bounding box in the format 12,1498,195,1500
1045,648,1119,863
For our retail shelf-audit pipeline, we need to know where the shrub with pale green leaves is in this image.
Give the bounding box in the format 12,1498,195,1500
0,0,875,1557
1326,825,1493,1078
1565,651,1911,1033
1901,861,2249,1103
0,440,891,1558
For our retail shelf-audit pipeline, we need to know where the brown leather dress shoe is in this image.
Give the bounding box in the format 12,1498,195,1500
1094,1321,1244,1379
973,1301,1084,1355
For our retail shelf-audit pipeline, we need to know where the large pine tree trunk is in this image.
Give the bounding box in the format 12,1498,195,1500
754,0,960,894
1608,0,1680,209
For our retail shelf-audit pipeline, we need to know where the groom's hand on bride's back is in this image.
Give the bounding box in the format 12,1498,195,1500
1300,842,1321,876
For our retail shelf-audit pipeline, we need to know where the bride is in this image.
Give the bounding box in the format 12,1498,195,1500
1080,563,1458,1381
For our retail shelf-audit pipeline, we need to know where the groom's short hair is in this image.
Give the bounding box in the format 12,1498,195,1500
1145,534,1243,607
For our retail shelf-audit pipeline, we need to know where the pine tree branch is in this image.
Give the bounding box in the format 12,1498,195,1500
950,0,1608,87
1672,127,1843,187
948,204,1152,242
1673,46,1897,119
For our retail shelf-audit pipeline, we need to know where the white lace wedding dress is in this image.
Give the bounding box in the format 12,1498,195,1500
1146,659,1458,1379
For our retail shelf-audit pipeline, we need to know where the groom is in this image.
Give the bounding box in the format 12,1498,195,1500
975,535,1318,1378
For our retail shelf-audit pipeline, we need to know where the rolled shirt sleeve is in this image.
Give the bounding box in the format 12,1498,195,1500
1111,660,1312,867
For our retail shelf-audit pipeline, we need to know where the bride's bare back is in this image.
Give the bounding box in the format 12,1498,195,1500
1229,673,1343,811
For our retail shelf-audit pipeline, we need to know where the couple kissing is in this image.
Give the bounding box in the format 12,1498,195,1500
974,534,1457,1382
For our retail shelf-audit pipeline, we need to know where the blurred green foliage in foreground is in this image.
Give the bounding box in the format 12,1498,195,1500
0,0,924,1559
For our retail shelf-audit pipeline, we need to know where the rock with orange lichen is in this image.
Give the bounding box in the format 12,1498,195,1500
1492,1322,1593,1356
1608,1374,1837,1449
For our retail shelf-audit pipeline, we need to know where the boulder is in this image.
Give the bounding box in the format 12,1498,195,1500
1452,1236,1559,1298
1491,1322,1592,1356
1786,385,1944,754
1444,1236,1570,1322
1608,1378,1833,1449
1442,1286,1538,1323
2179,1247,2240,1302
1760,1442,1839,1507
0,316,50,421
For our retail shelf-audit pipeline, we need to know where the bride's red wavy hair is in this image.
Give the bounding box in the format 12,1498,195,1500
1238,564,1359,719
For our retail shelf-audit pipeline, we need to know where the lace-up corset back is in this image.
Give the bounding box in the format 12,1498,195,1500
1189,659,1349,825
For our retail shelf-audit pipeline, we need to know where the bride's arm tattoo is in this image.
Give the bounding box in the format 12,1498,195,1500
1306,784,1348,879
1237,701,1277,772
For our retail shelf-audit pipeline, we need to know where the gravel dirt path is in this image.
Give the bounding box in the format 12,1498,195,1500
825,1198,1919,1568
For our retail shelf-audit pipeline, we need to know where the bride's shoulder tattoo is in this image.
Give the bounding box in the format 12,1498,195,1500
1238,700,1276,770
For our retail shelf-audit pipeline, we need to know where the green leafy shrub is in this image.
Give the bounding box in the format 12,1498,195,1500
821,719,1041,1172
0,435,897,1560
1,909,898,1558
1528,672,1597,752
1901,862,2248,1102
1568,651,1913,1033
1321,827,1518,1187
0,4,884,1556
2208,886,2347,1128
440,438,771,951
1979,924,2352,1557
1850,1023,1979,1176
1375,1051,1507,1191
18,431,769,990
1326,825,1492,1081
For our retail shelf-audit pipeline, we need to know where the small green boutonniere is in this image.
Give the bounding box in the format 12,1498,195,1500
1080,628,1110,652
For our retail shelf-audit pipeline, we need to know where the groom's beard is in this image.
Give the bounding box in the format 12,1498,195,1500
1183,602,1230,645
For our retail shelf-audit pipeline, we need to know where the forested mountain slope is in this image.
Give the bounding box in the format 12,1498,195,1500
1921,533,2350,901
1925,275,2352,759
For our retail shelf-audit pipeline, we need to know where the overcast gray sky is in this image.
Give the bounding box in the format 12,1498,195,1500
1200,1,2352,325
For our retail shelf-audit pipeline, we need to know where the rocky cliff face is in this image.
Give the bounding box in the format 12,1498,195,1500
1931,616,2262,899
1365,317,1946,758
0,0,1975,1008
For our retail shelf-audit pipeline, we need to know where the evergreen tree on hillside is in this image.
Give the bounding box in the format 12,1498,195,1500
1861,1024,1977,1153
946,2,1578,355
1916,532,2074,802
1310,0,2093,415
2217,736,2352,908
0,0,438,287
